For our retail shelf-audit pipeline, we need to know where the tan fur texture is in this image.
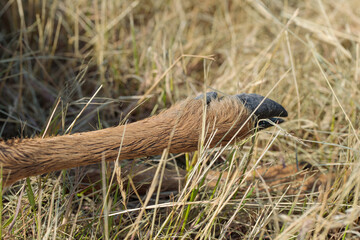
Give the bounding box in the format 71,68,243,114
0,96,253,186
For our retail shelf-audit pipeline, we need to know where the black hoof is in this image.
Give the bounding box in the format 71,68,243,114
236,93,287,130
196,92,288,130
236,93,288,119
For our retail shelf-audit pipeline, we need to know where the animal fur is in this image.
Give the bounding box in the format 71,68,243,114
0,96,253,186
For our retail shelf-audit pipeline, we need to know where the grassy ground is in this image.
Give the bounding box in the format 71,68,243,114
1,0,360,239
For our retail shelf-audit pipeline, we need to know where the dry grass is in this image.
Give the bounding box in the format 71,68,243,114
1,0,360,239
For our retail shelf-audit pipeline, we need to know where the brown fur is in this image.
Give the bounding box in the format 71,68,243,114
0,96,253,186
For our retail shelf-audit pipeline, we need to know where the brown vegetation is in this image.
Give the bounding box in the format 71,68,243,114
1,0,359,238
82,161,338,197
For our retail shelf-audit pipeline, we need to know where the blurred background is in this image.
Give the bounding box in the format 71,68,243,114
1,1,359,140
1,0,360,238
